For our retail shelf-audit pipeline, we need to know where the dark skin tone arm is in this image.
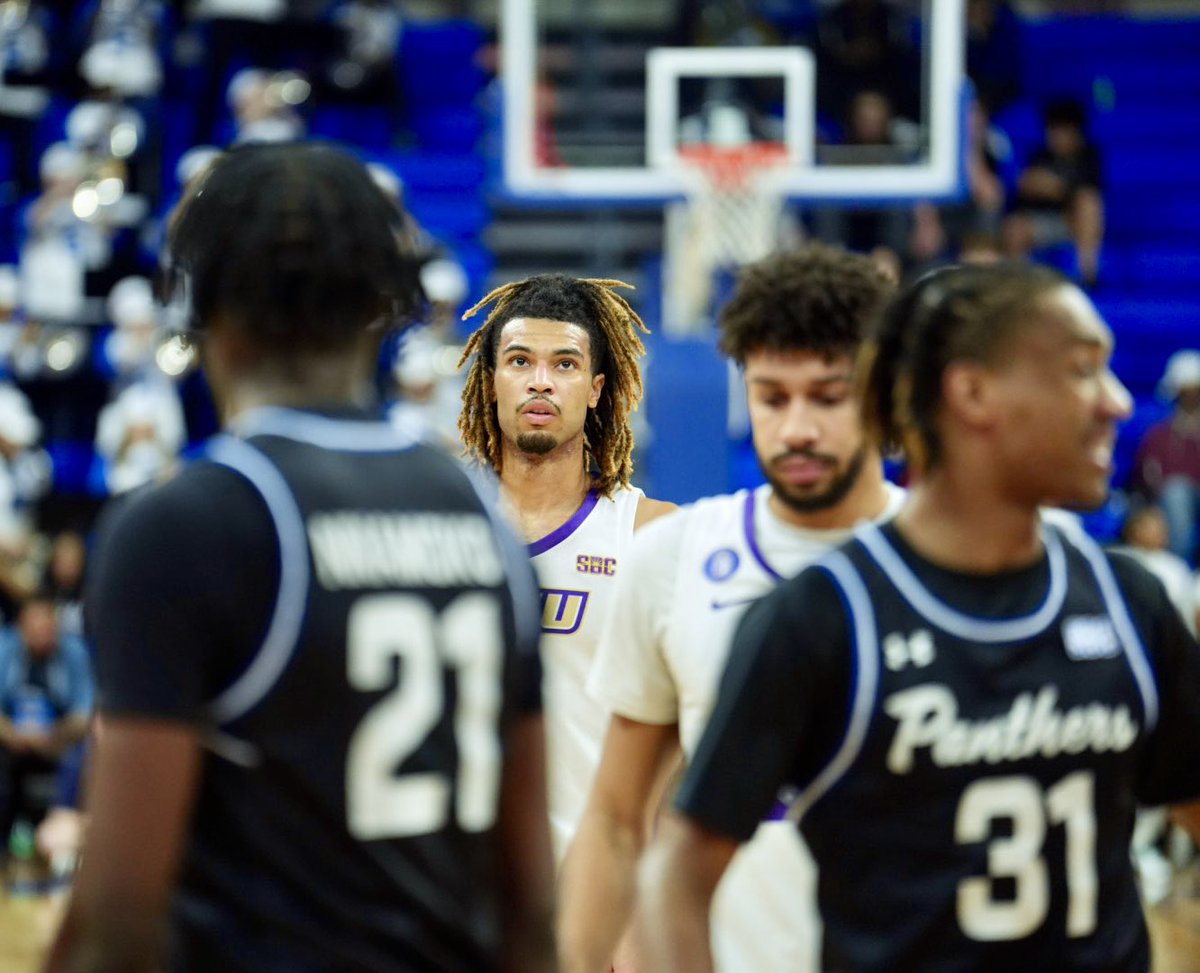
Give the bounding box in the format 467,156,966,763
496,713,558,973
635,812,738,973
43,716,203,973
46,713,560,973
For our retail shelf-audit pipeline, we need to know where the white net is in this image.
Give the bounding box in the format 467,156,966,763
664,145,791,334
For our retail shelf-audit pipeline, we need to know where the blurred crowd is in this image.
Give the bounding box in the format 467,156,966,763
671,0,1107,285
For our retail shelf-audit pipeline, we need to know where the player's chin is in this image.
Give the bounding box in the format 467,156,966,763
1044,476,1111,512
775,481,841,513
515,430,559,456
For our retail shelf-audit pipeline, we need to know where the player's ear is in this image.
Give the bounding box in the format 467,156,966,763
942,360,996,432
588,372,605,409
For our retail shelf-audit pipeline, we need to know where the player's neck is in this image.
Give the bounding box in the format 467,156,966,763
221,371,376,424
897,471,1044,573
498,439,593,542
209,326,377,424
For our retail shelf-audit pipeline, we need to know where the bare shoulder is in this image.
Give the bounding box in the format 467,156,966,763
635,496,678,531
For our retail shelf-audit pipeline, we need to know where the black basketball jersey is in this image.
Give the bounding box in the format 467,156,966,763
677,519,1200,973
90,407,541,972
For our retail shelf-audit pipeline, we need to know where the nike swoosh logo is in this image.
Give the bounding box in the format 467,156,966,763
709,597,758,611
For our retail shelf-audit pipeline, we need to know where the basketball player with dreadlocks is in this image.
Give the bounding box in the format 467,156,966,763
458,274,675,863
559,244,901,973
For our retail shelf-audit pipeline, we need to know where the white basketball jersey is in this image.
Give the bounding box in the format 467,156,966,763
591,481,905,973
530,485,643,861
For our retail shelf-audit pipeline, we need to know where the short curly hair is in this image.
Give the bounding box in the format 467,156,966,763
718,243,893,365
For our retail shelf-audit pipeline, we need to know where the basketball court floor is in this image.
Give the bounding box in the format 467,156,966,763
2,880,1199,973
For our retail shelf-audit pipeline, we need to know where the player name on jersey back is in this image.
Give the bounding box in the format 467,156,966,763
308,511,505,589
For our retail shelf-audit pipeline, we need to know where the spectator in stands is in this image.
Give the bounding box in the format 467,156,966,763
44,530,86,640
0,384,52,615
966,0,1022,112
227,67,308,144
0,590,93,853
99,276,159,380
19,144,88,325
77,0,163,100
386,259,470,451
0,266,23,375
94,379,186,495
816,0,915,120
811,89,910,262
1114,504,1197,635
909,98,1009,270
21,138,137,319
327,0,404,110
1002,97,1104,286
957,229,1005,265
0,1,57,197
187,0,329,144
64,97,151,204
1133,350,1200,565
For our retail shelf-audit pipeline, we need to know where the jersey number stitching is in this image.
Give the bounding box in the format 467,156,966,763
956,771,1097,941
346,593,503,840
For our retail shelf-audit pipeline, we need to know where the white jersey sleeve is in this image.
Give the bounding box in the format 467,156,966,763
587,510,687,725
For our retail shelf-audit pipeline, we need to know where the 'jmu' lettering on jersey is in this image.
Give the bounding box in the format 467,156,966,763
541,588,590,635
885,683,1140,774
307,512,505,589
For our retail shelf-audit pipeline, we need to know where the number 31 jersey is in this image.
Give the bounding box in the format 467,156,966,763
680,520,1200,973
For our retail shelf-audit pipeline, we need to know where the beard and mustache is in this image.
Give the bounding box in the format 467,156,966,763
762,444,867,515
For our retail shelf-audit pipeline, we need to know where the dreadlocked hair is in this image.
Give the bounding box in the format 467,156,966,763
859,261,1068,473
457,274,649,497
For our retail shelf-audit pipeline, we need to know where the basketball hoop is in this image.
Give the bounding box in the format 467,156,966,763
665,141,792,333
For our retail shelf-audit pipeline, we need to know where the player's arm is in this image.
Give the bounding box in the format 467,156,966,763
45,469,265,973
1115,553,1200,823
43,715,203,973
560,512,686,971
497,712,557,973
637,569,845,972
634,496,676,530
636,811,738,973
558,715,679,973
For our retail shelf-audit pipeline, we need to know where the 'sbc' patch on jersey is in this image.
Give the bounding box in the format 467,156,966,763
576,555,616,576
540,588,589,635
1062,615,1121,661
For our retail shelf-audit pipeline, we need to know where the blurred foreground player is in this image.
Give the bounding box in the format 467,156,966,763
640,263,1200,972
45,143,554,973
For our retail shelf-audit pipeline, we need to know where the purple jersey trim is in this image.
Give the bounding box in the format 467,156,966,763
743,489,784,583
528,490,601,557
